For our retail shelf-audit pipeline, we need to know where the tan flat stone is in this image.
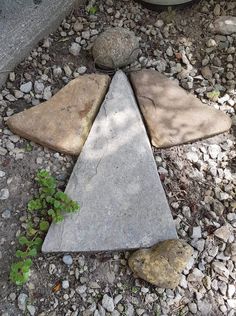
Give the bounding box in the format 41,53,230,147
130,70,232,148
7,74,110,155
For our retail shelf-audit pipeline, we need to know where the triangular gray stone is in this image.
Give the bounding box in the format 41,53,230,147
42,71,177,252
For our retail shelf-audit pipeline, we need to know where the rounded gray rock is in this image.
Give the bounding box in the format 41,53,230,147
63,254,73,265
102,294,115,312
0,188,9,200
92,27,140,69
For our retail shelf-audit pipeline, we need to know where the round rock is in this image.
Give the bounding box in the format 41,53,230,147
20,82,32,94
63,254,73,265
102,294,115,312
92,27,140,69
128,239,193,289
18,293,28,311
0,188,9,200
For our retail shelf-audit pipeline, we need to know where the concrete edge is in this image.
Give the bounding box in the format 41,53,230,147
0,0,84,88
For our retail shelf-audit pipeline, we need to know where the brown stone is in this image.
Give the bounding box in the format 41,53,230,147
201,66,213,80
7,74,110,155
128,239,193,289
130,70,232,148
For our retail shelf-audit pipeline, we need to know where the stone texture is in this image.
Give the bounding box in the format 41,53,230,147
130,69,232,148
42,70,177,252
92,27,139,69
0,0,82,88
211,16,236,35
128,239,193,288
7,74,110,155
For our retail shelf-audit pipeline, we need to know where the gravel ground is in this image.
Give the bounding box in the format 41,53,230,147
0,0,236,315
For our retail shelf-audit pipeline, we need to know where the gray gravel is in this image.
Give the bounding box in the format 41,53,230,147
0,0,235,315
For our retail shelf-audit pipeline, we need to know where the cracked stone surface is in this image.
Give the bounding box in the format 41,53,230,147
42,70,177,252
7,74,110,155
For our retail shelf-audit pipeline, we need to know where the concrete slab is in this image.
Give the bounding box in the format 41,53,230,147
0,0,78,87
42,70,177,253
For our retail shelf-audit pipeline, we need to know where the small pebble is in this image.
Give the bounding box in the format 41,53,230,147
63,255,73,265
0,188,9,200
20,82,32,93
62,280,70,289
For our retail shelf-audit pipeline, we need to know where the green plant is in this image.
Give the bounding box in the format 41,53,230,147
88,6,97,15
131,286,139,294
206,90,220,102
25,143,33,152
10,169,80,286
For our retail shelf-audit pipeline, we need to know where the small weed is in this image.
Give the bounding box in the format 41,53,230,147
10,169,80,286
131,286,139,294
155,309,161,316
89,6,97,15
25,143,33,152
206,90,220,102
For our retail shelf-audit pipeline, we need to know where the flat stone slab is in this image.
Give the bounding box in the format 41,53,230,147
7,74,110,155
0,0,79,88
42,70,177,252
130,69,232,148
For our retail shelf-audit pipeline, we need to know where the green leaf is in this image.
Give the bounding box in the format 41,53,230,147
25,143,33,152
28,199,42,211
27,227,38,237
16,250,27,259
48,209,55,216
39,220,49,232
53,200,62,209
89,6,97,15
54,191,67,201
18,236,30,246
55,214,64,223
46,196,54,204
25,258,33,267
10,260,32,285
33,237,43,249
28,248,37,257
206,90,220,102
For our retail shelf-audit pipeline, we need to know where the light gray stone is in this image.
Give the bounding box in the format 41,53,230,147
0,188,9,200
69,42,81,56
211,16,236,35
102,294,115,312
214,225,232,242
42,71,177,252
20,81,32,93
62,255,73,265
27,305,36,316
17,293,28,311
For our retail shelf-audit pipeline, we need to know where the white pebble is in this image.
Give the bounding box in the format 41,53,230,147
20,82,32,93
0,171,6,177
69,42,81,56
63,255,73,265
62,280,70,289
0,188,9,200
102,294,115,312
191,226,202,239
